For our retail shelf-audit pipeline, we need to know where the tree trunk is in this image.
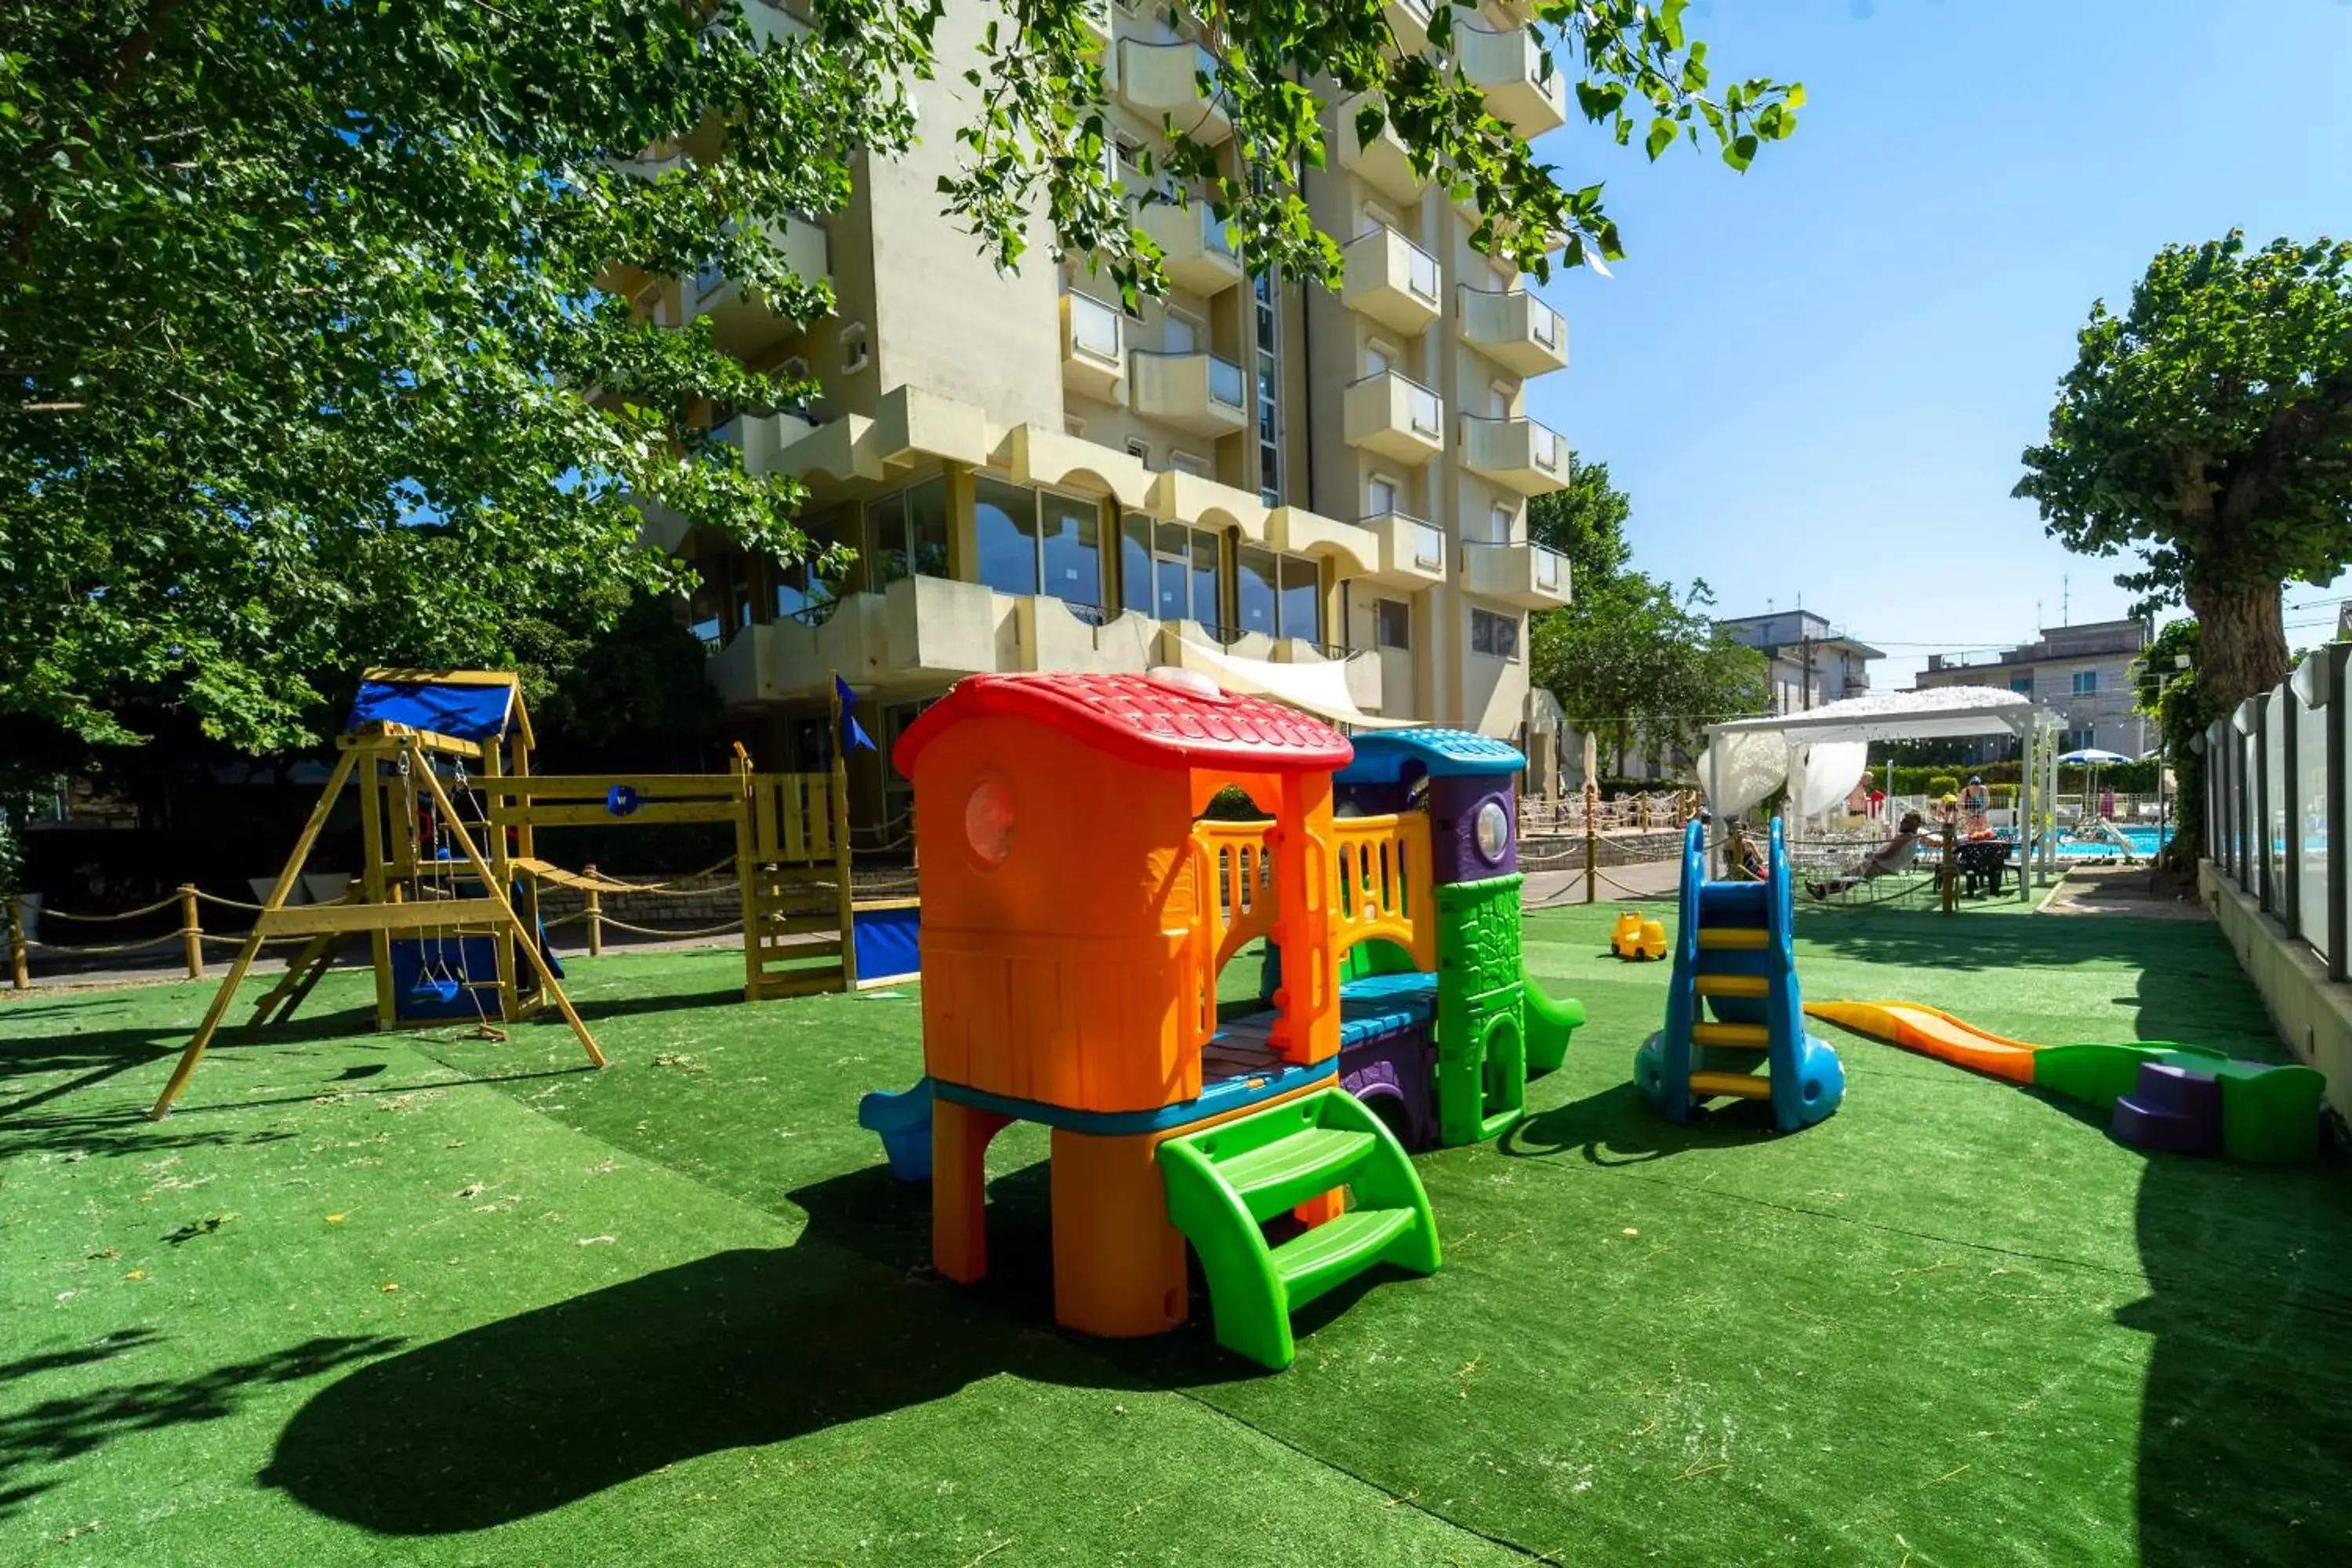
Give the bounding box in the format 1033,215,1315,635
1611,720,1629,779
2184,580,2289,720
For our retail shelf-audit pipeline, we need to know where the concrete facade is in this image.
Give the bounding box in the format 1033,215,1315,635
610,1,1574,842
1715,611,1883,715
1916,619,2152,756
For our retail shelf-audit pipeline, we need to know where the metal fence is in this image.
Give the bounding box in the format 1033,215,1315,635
2205,644,2350,976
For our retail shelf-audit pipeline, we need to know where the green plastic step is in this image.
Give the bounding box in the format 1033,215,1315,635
1210,1127,1377,1223
1272,1207,1420,1310
1158,1087,1441,1370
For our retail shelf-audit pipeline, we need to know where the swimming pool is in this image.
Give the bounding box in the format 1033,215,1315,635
1997,825,2172,859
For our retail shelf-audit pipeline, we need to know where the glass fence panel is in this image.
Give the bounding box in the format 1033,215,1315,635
2296,686,2331,956
2263,694,2287,913
2241,729,2258,892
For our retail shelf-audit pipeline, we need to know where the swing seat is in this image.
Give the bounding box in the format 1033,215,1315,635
408,973,462,1005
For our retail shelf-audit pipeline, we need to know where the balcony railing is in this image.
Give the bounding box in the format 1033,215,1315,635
1457,285,1570,376
1459,413,1568,495
1344,371,1445,465
1139,199,1243,295
1462,541,1572,609
1455,24,1568,134
1341,227,1443,336
1130,350,1249,436
1062,291,1126,399
1116,39,1232,143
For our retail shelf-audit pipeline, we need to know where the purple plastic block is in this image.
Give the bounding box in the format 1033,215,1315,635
1428,777,1515,884
1340,1023,1437,1149
2111,1062,2223,1156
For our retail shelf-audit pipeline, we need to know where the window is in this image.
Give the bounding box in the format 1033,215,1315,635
1125,437,1151,466
2071,670,2098,695
1123,517,1223,629
975,477,1042,596
1170,449,1208,477
975,477,1105,615
775,514,849,624
1065,416,1087,437
1359,203,1397,238
1488,504,1515,546
866,478,949,585
839,321,869,373
1114,136,1146,179
1254,270,1281,505
1472,607,1520,661
1366,338,1396,376
1375,597,1411,651
1367,475,1399,517
1236,546,1321,643
2009,676,2034,695
2060,726,2096,752
1164,310,1200,355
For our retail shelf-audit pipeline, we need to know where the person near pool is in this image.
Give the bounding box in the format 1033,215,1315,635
2099,782,2117,820
1959,775,1991,836
1809,811,1929,898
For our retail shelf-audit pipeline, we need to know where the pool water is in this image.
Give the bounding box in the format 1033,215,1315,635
1998,825,2172,859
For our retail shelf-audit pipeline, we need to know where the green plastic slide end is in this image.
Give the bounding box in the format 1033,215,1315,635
1523,971,1587,1074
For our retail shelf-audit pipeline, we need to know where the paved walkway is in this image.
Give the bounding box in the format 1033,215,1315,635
2039,865,2212,920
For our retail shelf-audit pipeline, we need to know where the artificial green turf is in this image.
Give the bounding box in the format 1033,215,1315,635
2,905,2347,1566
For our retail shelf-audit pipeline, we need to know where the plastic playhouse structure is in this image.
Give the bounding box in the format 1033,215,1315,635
858,673,1584,1369
1806,1000,2326,1162
1610,910,1667,961
1635,818,1846,1132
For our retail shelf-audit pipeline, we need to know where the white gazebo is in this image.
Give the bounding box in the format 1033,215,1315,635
1696,686,2067,902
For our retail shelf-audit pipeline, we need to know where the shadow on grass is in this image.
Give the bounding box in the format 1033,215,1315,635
264,1160,1241,1534
1500,1081,1786,1166
0,1330,401,1523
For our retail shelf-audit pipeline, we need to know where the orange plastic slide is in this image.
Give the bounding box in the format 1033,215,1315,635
1802,1000,2041,1084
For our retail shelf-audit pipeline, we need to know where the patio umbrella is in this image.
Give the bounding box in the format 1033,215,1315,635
2058,747,2132,818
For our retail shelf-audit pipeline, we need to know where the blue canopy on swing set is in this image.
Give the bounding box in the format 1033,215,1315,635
345,669,532,749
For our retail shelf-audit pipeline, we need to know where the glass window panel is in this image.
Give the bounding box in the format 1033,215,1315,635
1039,492,1102,612
1189,532,1221,631
2296,688,2328,956
906,477,950,579
868,492,910,583
1278,554,1321,644
1154,559,1188,621
974,477,1040,597
1121,516,1154,616
1236,545,1278,635
1375,597,1410,651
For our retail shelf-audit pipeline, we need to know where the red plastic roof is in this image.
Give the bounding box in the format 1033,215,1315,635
893,673,1353,777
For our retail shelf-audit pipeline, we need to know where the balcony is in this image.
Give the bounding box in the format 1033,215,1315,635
1460,414,1568,495
1139,200,1243,296
1456,24,1568,134
683,214,831,359
1342,227,1443,336
1061,291,1126,401
1345,372,1445,465
1357,512,1447,589
1115,39,1231,143
1457,286,1569,377
1464,542,1573,610
739,0,810,50
1130,350,1249,437
1076,0,1111,52
1383,0,1436,49
1338,93,1426,205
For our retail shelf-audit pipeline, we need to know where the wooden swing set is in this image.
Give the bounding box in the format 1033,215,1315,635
150,669,858,1119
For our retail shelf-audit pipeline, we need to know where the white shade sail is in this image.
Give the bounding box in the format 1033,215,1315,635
1167,641,1406,730
1707,685,2060,746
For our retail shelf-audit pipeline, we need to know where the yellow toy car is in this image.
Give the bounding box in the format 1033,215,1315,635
1610,910,1668,961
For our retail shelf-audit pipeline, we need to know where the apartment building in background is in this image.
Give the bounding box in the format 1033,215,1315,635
1914,618,2152,757
607,0,1574,843
1715,612,1884,715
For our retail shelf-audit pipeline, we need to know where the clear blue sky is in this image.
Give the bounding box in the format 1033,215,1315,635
1521,0,2352,687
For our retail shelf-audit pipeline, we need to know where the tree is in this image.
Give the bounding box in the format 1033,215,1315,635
3,0,1800,757
1524,459,1764,776
2015,232,2352,753
2132,617,2202,872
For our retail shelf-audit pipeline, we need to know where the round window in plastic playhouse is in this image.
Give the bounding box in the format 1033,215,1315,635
1474,798,1510,863
964,776,1015,868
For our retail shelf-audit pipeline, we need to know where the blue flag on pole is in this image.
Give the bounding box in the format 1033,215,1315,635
835,674,877,753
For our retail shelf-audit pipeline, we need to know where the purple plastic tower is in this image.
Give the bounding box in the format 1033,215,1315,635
2111,1061,2224,1155
1339,1023,1438,1149
1428,775,1517,882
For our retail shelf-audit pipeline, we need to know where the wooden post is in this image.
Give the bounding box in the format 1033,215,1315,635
355,754,397,1028
180,884,203,979
8,895,27,990
1583,801,1599,904
585,866,604,957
